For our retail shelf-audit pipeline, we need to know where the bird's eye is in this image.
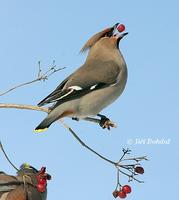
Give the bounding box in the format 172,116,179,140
105,29,114,37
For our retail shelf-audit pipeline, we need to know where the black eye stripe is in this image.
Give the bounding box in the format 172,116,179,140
105,23,119,38
105,28,114,37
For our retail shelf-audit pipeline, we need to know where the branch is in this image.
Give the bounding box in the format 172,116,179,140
1,59,148,197
0,103,147,171
0,103,49,113
0,61,66,97
60,119,116,165
0,103,116,166
0,142,19,171
0,102,147,197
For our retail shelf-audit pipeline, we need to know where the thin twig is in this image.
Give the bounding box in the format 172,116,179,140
0,142,19,171
0,61,66,97
121,156,148,162
0,103,116,166
38,61,42,78
0,103,49,112
0,103,147,186
115,169,121,190
120,165,136,175
60,120,116,165
118,169,144,183
0,104,110,127
118,148,131,162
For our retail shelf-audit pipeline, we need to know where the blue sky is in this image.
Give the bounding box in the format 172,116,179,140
0,0,178,199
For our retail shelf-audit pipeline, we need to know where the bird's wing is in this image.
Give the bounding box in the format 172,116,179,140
0,173,19,192
0,172,18,184
37,74,72,106
37,60,120,106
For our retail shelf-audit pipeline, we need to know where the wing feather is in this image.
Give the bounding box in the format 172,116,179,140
37,60,120,107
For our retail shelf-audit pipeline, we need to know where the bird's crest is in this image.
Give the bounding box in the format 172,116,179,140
80,27,112,53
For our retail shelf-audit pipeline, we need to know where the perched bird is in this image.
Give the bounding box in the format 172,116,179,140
0,164,51,200
35,23,128,132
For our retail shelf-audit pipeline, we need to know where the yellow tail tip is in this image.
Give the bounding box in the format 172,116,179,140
34,128,48,133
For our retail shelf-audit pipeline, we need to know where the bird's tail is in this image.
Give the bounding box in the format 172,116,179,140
34,116,57,133
34,102,74,133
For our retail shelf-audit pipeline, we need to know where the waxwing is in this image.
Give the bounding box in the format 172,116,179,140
35,23,128,132
0,164,51,200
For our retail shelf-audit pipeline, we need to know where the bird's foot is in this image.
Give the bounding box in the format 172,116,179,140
97,114,117,130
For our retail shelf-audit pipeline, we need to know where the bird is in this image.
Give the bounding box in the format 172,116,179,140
0,164,51,200
35,23,128,132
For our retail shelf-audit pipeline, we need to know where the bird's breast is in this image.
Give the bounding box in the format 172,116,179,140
78,79,127,117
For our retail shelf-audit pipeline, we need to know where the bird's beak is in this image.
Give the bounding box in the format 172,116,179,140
118,32,128,39
115,32,128,48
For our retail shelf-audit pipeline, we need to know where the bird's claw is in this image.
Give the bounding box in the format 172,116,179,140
99,116,117,130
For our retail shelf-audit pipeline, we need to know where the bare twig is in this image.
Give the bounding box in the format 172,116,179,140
60,119,116,165
0,103,116,166
0,103,49,113
0,104,105,127
0,61,66,97
121,156,148,162
115,169,122,190
118,148,131,162
119,169,144,183
37,61,42,78
0,59,148,197
0,103,148,186
0,142,19,171
0,103,147,170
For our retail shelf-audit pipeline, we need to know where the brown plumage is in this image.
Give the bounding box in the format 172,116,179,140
0,165,51,200
35,23,128,132
80,27,112,52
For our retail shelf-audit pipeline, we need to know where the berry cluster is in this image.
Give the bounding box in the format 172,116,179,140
112,149,146,199
113,185,131,199
36,167,51,193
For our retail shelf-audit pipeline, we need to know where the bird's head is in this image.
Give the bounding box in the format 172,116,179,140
17,164,51,194
80,23,128,52
16,164,51,195
17,163,51,181
17,163,39,175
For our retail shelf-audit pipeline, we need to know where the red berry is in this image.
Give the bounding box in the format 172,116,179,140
117,24,125,33
112,190,119,198
135,166,144,174
122,185,131,194
38,178,46,185
37,183,46,193
36,175,41,182
118,190,127,199
39,167,46,174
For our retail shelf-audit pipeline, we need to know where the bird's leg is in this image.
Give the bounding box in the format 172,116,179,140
71,115,116,130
